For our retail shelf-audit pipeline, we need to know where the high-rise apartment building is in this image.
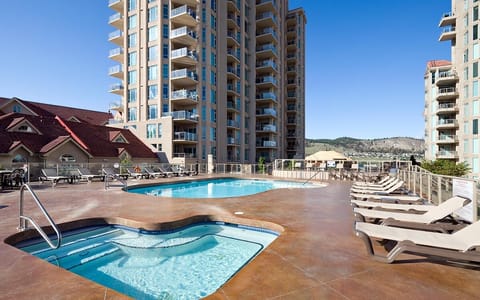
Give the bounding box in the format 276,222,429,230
107,0,306,166
425,0,480,177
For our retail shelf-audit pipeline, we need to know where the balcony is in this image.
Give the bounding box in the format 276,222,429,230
227,13,241,29
437,87,458,100
436,71,458,86
257,140,277,148
256,76,277,86
109,102,123,112
227,101,241,111
108,30,123,45
439,12,455,27
170,5,197,27
437,135,459,144
227,0,240,13
227,30,241,46
170,26,197,46
286,26,296,37
287,118,296,125
287,66,296,73
256,43,278,59
256,108,277,117
173,131,197,143
227,83,240,95
439,26,456,42
436,150,458,159
171,68,198,86
227,66,240,78
227,119,240,128
109,47,123,62
256,92,277,102
108,65,123,78
108,0,123,12
109,13,123,29
436,103,458,115
256,59,277,72
256,124,276,132
171,89,198,105
171,0,199,6
256,27,278,43
256,0,275,11
287,92,296,98
109,83,124,95
171,47,198,65
256,11,277,28
167,110,198,123
436,118,458,129
286,53,297,61
287,104,296,111
227,48,241,62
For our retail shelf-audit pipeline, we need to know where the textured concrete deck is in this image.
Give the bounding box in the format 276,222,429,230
0,176,479,299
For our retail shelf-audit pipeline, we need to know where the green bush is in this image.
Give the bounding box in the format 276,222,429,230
421,159,470,177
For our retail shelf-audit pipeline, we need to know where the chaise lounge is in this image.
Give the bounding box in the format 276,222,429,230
40,168,69,187
355,220,480,264
77,168,104,182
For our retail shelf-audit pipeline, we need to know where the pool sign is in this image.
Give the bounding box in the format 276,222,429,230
452,178,474,222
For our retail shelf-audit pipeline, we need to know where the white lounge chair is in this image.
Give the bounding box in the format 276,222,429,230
352,176,395,188
351,199,431,212
353,196,470,225
40,168,69,187
350,180,405,195
350,192,422,202
77,168,104,182
355,220,480,263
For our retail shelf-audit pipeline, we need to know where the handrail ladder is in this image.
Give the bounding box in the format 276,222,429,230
18,184,62,249
303,168,323,185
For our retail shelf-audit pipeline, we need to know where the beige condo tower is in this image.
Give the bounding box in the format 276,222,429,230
107,0,306,166
425,0,480,178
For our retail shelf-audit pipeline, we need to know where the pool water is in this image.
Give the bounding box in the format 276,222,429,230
129,178,318,198
19,223,278,299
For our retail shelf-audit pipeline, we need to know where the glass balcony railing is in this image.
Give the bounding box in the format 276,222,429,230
256,59,277,69
171,5,196,19
166,110,198,121
174,131,197,141
171,68,198,81
256,76,277,85
109,48,123,57
256,43,277,54
171,47,197,60
227,119,240,127
109,65,122,74
170,26,197,39
109,30,122,40
109,13,121,23
257,92,277,100
171,89,198,101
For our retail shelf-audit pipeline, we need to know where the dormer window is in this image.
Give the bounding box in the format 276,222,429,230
13,104,21,113
18,125,32,132
114,136,127,143
60,154,76,162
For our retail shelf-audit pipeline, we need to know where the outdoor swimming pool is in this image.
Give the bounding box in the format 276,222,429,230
18,222,278,299
129,178,319,198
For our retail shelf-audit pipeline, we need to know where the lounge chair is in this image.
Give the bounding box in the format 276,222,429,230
353,196,470,225
355,220,480,263
350,180,406,195
40,168,69,187
102,167,128,180
350,179,402,193
351,199,431,212
158,166,175,177
77,168,104,182
143,167,165,179
350,192,422,202
126,167,144,179
352,176,394,188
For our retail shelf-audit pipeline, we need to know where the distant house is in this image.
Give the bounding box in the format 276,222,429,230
0,97,159,169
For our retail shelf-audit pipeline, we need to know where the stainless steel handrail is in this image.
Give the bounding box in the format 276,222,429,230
18,184,62,249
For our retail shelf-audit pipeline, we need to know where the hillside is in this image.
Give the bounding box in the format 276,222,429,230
305,137,424,160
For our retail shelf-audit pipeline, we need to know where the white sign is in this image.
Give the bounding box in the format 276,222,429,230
452,178,474,222
327,161,336,168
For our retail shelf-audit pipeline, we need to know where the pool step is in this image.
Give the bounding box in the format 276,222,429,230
46,242,121,270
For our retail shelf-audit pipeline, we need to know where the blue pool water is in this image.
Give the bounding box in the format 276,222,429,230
129,178,318,198
19,223,278,299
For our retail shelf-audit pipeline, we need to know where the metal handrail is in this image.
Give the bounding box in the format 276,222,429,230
104,173,128,191
18,184,62,249
303,168,324,185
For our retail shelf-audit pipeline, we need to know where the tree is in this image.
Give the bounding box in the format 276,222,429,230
420,159,470,177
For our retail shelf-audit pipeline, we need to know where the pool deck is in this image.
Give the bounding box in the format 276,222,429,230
0,175,479,299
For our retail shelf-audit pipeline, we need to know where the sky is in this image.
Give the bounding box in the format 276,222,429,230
0,0,451,140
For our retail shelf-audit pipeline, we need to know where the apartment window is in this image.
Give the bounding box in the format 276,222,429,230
146,124,157,138
162,104,169,113
465,66,469,80
202,8,206,22
473,158,479,174
202,47,206,62
162,24,169,38
163,44,169,58
474,62,478,77
465,84,470,98
465,103,470,116
202,28,206,41
128,107,137,121
464,49,469,62
474,44,479,59
211,15,216,28
128,33,137,47
474,138,479,153
128,0,136,11
210,53,216,67
211,33,216,48
128,15,137,29
148,45,158,61
465,120,470,134
210,109,216,122
474,25,478,40
148,26,158,42
128,52,137,66
202,125,206,140
13,104,21,113
211,0,216,11
474,80,479,97
201,105,206,121
202,86,206,101
474,119,479,134
163,4,169,19
465,139,469,153
475,100,479,115
211,89,216,104
475,6,479,21
128,70,137,84
162,83,169,99
210,127,216,142
148,65,158,80
148,84,158,99
148,6,158,22
128,89,137,102
210,70,216,85
158,123,162,138
162,63,169,78
148,105,158,119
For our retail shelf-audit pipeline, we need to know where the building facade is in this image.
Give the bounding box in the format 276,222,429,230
425,0,480,178
107,0,306,165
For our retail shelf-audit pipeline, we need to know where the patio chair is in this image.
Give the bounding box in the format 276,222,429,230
102,167,128,180
353,196,470,225
77,168,104,182
352,176,396,188
355,220,480,264
126,167,144,179
350,192,422,202
350,179,402,193
158,166,175,177
40,168,69,187
351,199,432,212
350,180,406,195
143,167,165,179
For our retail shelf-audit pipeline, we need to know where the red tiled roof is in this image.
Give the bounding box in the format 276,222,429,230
426,60,451,68
40,136,71,154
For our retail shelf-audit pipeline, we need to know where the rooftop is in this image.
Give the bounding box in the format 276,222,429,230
0,177,478,299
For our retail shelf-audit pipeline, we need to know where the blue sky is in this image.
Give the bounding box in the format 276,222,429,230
0,0,451,139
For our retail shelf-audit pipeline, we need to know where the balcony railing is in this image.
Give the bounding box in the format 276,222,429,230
171,47,197,60
257,124,276,132
166,110,198,121
109,65,122,75
171,68,198,80
109,13,121,24
256,76,277,85
171,26,197,39
256,43,278,54
171,5,196,19
227,48,241,60
171,89,198,101
438,87,457,94
257,140,277,147
227,119,240,127
109,47,123,57
257,92,277,100
174,131,197,141
109,30,122,40
257,108,277,116
256,11,277,23
437,119,457,126
256,59,277,70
